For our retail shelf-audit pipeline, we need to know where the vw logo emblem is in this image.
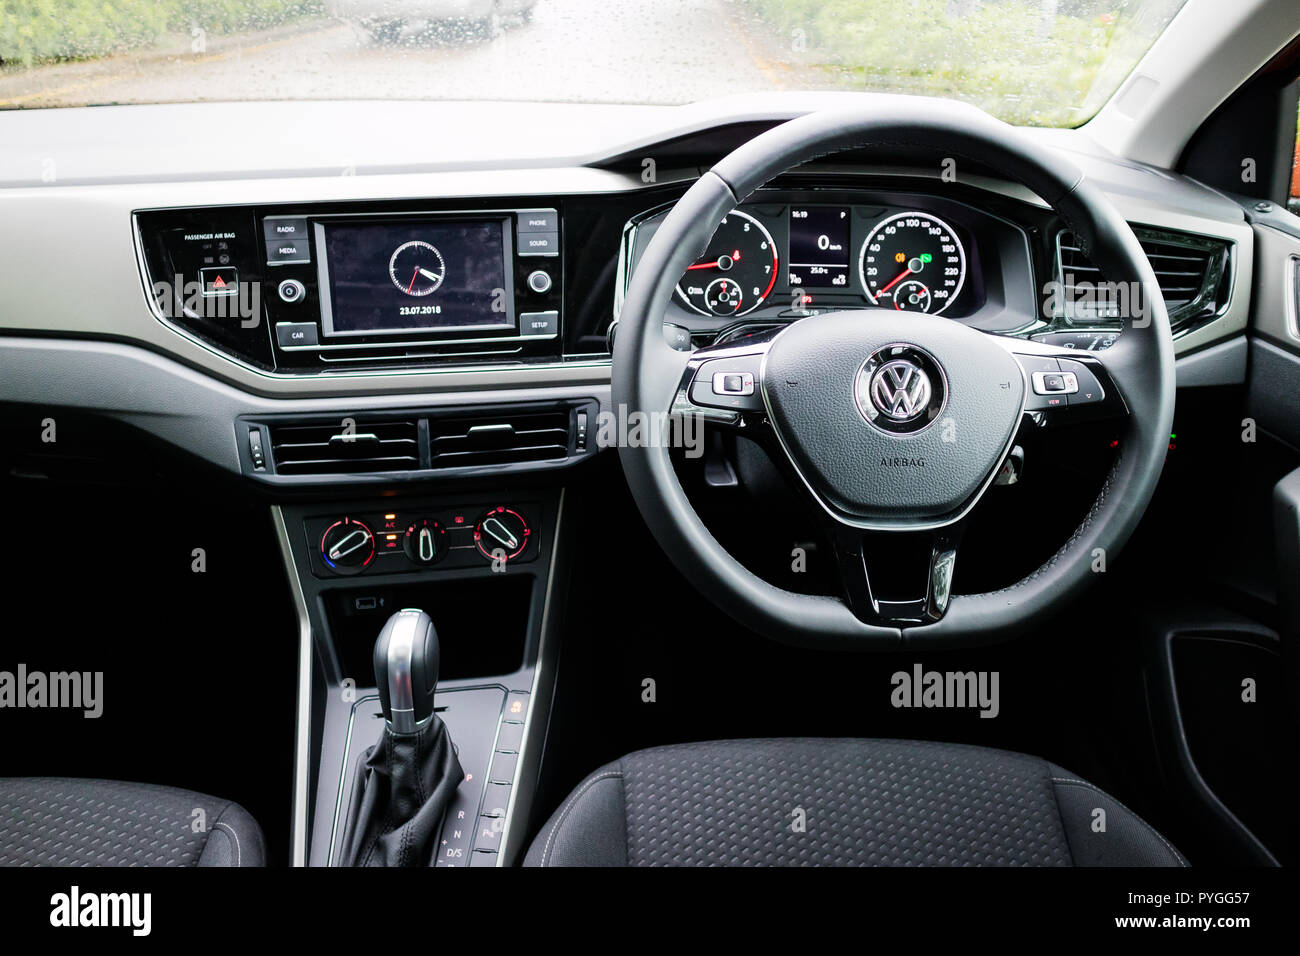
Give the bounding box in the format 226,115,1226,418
870,360,932,421
854,345,946,434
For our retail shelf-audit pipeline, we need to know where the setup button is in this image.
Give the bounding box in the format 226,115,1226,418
519,311,558,338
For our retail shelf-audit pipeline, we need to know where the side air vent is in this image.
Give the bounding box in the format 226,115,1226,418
429,407,572,469
268,419,419,475
1055,226,1231,330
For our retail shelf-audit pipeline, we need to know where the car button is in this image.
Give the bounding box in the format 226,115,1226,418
276,322,318,347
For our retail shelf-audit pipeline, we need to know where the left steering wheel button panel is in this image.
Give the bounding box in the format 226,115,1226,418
690,356,764,411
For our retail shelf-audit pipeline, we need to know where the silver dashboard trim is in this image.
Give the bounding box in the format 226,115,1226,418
496,487,565,866
273,504,313,868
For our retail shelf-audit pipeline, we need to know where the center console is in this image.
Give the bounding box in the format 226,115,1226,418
276,489,567,867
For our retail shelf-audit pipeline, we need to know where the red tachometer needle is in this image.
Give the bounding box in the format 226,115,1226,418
877,266,913,295
407,267,420,293
686,251,740,271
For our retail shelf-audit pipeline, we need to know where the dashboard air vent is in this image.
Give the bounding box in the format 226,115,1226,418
1055,226,1230,329
268,419,419,475
429,407,572,469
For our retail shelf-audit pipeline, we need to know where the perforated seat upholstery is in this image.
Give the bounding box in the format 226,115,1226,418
524,739,1186,867
0,777,265,867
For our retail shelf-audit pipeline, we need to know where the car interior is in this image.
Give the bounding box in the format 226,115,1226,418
0,0,1297,887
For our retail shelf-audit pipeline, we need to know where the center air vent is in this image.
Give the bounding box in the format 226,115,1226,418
429,407,572,468
268,419,418,475
1055,225,1230,330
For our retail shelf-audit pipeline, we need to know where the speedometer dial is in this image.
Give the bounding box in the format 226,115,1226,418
676,211,778,316
859,212,966,314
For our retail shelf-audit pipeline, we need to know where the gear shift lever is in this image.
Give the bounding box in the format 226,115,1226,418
374,608,438,732
337,609,463,867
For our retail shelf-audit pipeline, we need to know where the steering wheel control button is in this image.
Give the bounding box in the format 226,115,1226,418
1016,355,1066,410
1057,358,1106,405
278,278,306,304
712,371,754,396
690,356,764,411
526,269,553,294
663,323,693,351
853,344,947,434
1031,370,1078,395
276,322,319,347
519,311,558,338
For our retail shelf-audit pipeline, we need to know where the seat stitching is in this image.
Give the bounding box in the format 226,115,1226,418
212,822,241,867
541,771,624,867
1050,777,1187,866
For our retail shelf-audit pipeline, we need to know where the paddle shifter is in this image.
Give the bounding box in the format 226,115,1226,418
337,609,463,867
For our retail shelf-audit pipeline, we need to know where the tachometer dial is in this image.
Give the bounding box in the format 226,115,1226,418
859,213,966,314
389,240,446,297
676,211,778,316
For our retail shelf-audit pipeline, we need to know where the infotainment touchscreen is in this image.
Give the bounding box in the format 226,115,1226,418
316,218,514,337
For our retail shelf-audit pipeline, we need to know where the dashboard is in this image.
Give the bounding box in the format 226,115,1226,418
0,97,1265,485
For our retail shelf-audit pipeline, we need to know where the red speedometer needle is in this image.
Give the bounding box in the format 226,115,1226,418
877,266,913,295
687,260,722,270
407,267,419,293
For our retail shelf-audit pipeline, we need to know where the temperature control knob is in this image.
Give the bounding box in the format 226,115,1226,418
403,517,448,566
474,507,531,563
320,518,375,574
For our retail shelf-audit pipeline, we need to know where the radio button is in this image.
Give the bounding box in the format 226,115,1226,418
518,232,559,257
519,311,558,338
516,209,558,233
263,218,309,241
275,322,319,347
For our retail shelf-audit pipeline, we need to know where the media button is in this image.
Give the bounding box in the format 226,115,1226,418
267,237,311,265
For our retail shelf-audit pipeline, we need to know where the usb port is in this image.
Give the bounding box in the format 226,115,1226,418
354,596,377,611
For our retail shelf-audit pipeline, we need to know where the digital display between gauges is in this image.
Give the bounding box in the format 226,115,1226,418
859,212,967,314
788,206,851,289
675,211,778,316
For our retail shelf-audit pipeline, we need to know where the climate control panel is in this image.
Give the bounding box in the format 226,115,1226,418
305,502,539,579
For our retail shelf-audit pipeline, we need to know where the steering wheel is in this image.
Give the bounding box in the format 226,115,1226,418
613,99,1175,648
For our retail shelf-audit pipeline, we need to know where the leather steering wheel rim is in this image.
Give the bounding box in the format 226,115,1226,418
613,97,1175,649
